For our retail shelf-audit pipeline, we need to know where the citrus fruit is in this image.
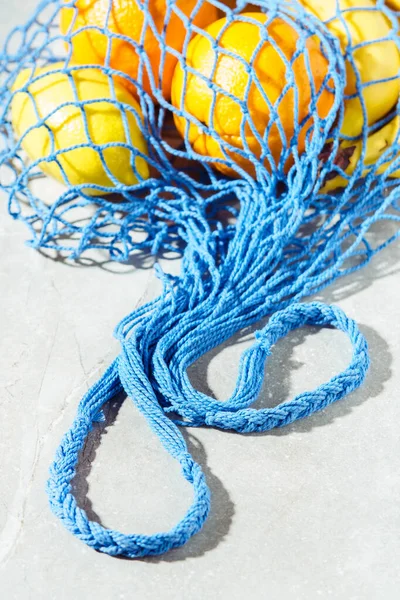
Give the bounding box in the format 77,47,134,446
385,0,400,9
60,0,219,100
171,13,334,178
11,63,149,195
298,0,400,138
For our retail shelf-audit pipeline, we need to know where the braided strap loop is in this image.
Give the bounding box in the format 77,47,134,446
199,302,370,432
47,360,211,558
146,301,370,432
47,301,368,558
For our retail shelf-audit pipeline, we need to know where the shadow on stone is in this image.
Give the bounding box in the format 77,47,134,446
268,323,392,436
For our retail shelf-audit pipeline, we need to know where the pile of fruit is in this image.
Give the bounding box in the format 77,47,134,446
10,0,400,196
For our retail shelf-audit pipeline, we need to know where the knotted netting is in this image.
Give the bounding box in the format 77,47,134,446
1,0,400,557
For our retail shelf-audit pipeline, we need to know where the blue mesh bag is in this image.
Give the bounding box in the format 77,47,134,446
1,0,400,557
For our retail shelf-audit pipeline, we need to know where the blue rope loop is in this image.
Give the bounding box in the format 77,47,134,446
47,359,211,559
47,300,369,558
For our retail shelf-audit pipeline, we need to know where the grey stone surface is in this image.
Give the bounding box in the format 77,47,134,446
1,2,400,599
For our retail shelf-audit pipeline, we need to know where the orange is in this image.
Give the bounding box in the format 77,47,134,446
385,0,400,8
60,0,218,100
171,12,335,178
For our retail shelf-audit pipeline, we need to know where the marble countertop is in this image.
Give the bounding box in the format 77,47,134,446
1,2,400,598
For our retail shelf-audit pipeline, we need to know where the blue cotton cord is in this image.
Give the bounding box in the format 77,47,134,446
47,300,369,558
47,360,211,558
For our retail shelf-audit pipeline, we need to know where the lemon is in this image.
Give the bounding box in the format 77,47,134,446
298,0,400,138
11,63,149,195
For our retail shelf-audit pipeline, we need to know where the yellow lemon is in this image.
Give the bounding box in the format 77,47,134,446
298,0,400,138
11,63,149,195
